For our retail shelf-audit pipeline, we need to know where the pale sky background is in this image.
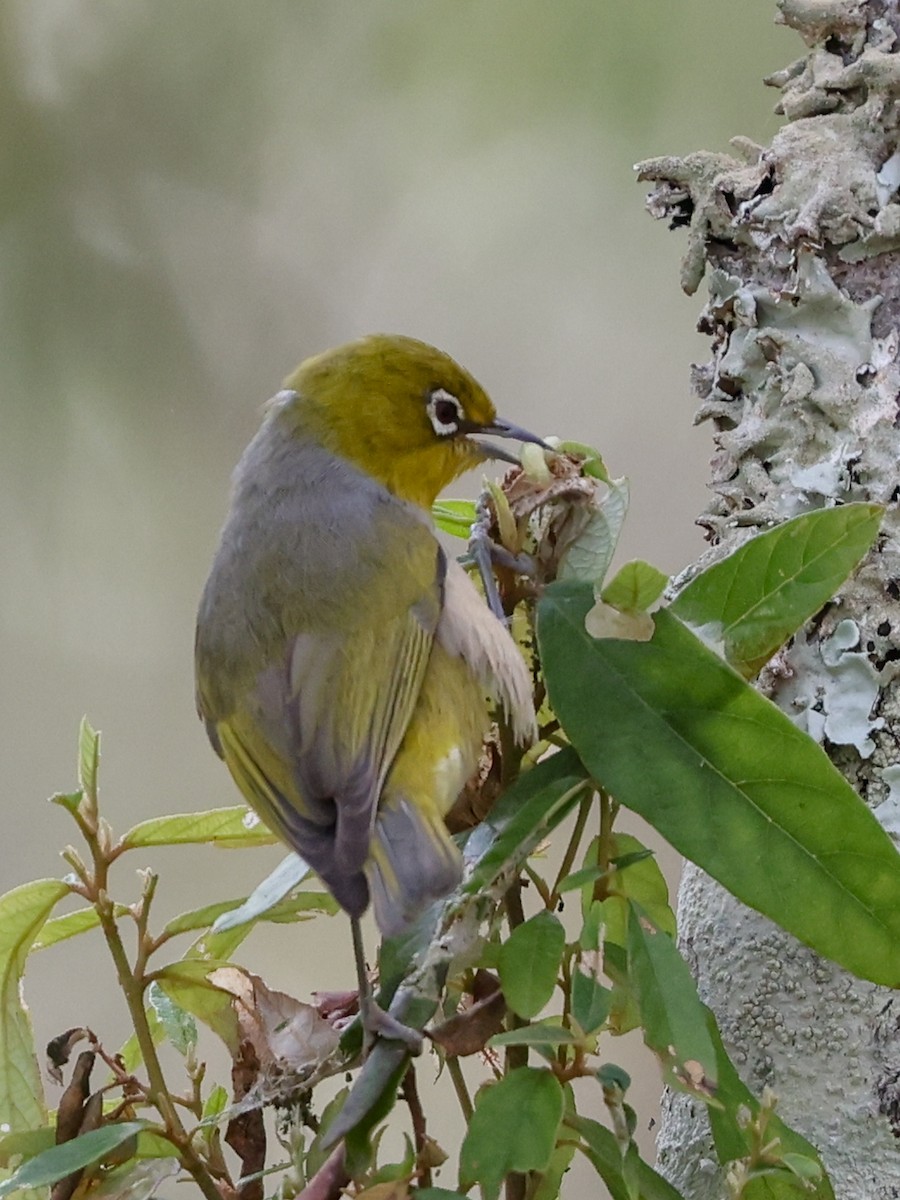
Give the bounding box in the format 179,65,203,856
1,2,791,1193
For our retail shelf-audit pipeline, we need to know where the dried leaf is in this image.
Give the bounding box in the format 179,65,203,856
429,971,505,1057
208,967,340,1077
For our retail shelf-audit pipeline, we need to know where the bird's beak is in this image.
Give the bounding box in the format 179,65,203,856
472,417,552,465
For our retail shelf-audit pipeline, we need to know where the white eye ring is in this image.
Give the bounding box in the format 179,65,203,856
427,388,464,437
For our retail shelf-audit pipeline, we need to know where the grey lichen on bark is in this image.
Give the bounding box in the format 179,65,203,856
636,2,900,1196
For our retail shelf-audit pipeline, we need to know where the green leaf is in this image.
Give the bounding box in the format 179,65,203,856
31,907,103,951
558,476,629,584
571,968,611,1035
601,560,668,612
592,900,640,1036
0,879,69,1158
558,864,608,893
569,1114,685,1200
121,806,277,850
49,791,83,815
532,1139,577,1200
210,852,310,931
554,440,610,482
459,1068,564,1200
626,903,718,1097
608,834,675,937
498,911,565,1019
463,748,590,893
337,1053,409,1171
705,1010,834,1199
670,503,882,678
538,582,900,987
161,888,336,943
147,981,197,1055
77,717,100,810
559,848,655,895
489,1024,578,1048
0,1122,148,1197
596,1062,631,1093
200,1084,229,1126
432,498,477,539
782,1155,825,1184
152,961,239,1053
0,1129,54,1170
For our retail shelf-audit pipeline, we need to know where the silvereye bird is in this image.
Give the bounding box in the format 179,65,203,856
195,334,542,1041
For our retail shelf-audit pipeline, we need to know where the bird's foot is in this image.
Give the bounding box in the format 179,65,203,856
361,999,423,1056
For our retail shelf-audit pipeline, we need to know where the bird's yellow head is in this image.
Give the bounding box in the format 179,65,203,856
277,334,545,509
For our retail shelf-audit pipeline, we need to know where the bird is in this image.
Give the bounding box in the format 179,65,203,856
195,334,542,1044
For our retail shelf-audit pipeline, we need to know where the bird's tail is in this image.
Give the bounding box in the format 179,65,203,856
366,794,462,939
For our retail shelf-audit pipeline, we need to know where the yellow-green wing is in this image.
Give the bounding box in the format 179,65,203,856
209,535,444,917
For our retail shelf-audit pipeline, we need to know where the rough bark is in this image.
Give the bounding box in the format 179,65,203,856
637,2,900,1195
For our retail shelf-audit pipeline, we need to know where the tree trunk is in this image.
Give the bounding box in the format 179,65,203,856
638,2,900,1195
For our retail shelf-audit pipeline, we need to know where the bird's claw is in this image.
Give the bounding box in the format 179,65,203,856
361,1000,424,1056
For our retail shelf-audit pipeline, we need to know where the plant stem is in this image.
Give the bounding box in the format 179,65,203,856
593,790,615,904
522,861,552,907
446,1056,473,1122
77,820,226,1200
94,899,223,1200
549,790,594,908
401,1065,432,1188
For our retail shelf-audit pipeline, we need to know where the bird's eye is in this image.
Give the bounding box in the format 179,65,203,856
426,389,464,437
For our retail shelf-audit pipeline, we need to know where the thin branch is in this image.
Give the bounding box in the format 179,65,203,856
401,1064,432,1188
549,790,594,908
446,1056,473,1122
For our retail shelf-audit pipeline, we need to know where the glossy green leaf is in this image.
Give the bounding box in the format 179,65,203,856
459,1068,564,1200
338,1055,409,1173
571,968,611,1035
601,560,668,612
569,1114,684,1200
538,583,900,987
0,1122,147,1198
415,1190,471,1200
498,911,565,1019
0,878,68,1169
532,1140,578,1200
586,898,640,1035
626,903,717,1096
608,834,675,937
121,806,277,850
705,1010,834,1199
432,498,477,539
670,503,882,678
558,864,607,893
463,748,590,892
489,1024,578,1048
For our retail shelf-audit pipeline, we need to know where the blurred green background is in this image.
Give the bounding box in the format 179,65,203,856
2,0,789,1186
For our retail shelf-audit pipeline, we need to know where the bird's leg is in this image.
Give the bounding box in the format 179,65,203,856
351,917,423,1055
470,495,538,623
